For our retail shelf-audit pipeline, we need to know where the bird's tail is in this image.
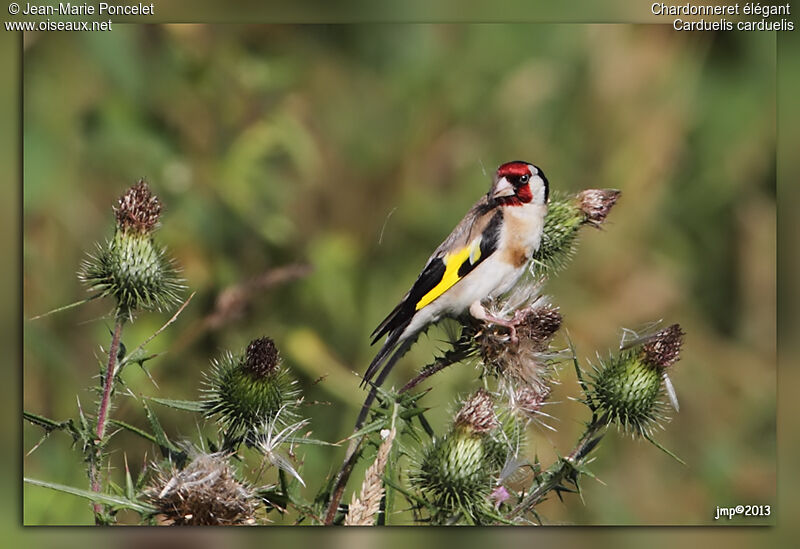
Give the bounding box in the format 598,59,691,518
327,329,414,523
356,338,414,428
361,325,405,388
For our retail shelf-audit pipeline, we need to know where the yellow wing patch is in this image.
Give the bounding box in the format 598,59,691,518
415,238,482,311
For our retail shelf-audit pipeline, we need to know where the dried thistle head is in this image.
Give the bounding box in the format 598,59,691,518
641,324,684,369
514,305,562,350
473,303,562,391
508,384,551,421
145,453,257,526
243,337,280,378
577,189,621,227
114,180,162,234
454,389,498,434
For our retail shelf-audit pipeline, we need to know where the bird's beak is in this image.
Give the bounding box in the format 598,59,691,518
491,177,515,199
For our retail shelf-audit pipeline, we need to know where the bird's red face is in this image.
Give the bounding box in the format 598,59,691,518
491,161,549,207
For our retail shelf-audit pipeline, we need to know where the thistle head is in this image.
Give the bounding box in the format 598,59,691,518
454,389,499,435
474,303,562,391
243,337,280,378
507,384,551,422
114,180,162,235
514,305,563,351
577,189,621,227
641,324,684,369
411,390,503,523
588,323,685,436
144,452,257,525
533,189,621,273
202,337,301,442
80,180,182,317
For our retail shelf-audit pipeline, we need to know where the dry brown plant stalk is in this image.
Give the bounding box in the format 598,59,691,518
344,426,397,526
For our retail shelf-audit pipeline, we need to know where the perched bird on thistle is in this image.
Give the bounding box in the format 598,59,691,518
357,161,550,426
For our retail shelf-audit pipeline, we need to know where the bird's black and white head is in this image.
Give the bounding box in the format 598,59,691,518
490,161,549,207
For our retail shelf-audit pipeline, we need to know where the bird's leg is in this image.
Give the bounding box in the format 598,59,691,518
469,301,518,343
511,308,529,324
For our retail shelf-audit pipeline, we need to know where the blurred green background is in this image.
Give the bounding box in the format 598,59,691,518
23,24,775,525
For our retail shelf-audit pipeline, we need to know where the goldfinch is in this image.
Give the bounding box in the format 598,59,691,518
358,161,549,423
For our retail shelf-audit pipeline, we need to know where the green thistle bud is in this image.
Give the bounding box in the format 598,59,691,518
203,337,300,441
588,324,685,436
490,384,554,476
533,189,620,273
412,390,500,522
80,180,182,317
483,409,521,472
145,452,257,525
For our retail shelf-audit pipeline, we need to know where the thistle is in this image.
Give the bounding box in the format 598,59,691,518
252,405,309,487
203,337,301,443
411,389,503,523
453,388,500,434
473,302,562,392
72,181,185,521
533,189,620,274
588,324,685,436
144,452,257,526
80,180,182,318
507,384,552,424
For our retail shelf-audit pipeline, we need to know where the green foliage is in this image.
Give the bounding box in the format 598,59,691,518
24,477,156,515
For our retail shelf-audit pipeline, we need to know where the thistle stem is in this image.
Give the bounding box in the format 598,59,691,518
90,314,124,522
96,316,124,441
400,338,474,394
508,414,607,519
324,435,364,525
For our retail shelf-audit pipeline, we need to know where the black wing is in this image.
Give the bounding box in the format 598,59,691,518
370,257,446,345
362,208,503,388
370,209,503,346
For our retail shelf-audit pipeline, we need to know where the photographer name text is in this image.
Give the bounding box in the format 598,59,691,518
20,2,153,15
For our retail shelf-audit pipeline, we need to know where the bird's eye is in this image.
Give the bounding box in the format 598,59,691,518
519,174,529,184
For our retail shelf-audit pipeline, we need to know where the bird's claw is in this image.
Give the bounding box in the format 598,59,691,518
472,303,522,343
507,325,518,344
488,315,519,343
511,309,528,325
